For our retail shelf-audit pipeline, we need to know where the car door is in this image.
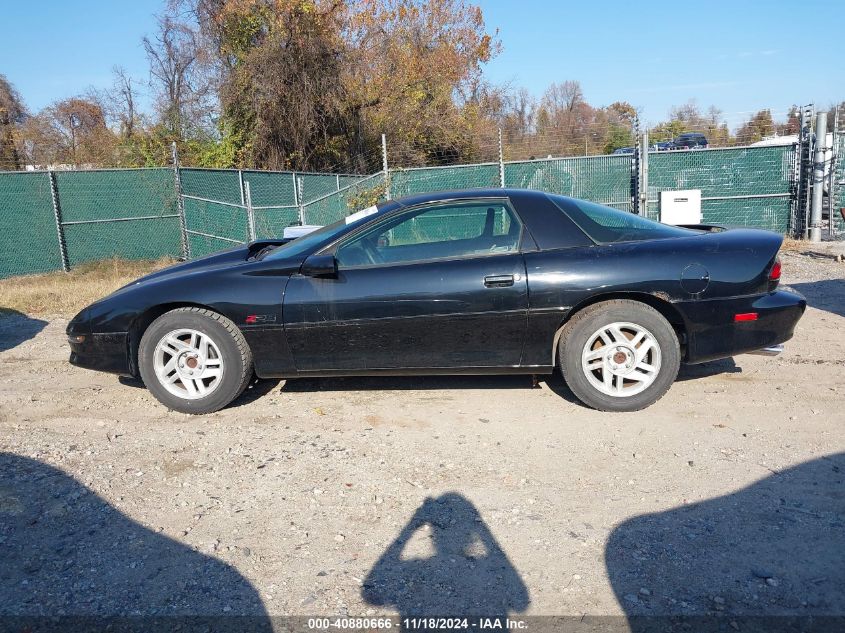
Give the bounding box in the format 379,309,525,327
283,198,529,371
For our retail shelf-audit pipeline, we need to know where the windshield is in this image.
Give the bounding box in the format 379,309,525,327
547,194,699,244
263,205,381,260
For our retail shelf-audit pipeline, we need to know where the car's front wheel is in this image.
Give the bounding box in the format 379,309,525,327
138,307,253,414
559,300,680,412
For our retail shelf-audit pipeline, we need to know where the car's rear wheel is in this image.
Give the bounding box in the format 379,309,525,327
559,300,680,412
138,307,253,414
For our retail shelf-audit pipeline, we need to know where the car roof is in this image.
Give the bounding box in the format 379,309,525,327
388,187,552,209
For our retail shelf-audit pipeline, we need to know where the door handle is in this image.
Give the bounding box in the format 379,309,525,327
484,274,515,288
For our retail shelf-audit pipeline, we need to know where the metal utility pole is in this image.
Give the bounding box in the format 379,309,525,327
828,106,840,238
795,105,815,238
498,128,505,188
381,133,391,200
810,112,828,242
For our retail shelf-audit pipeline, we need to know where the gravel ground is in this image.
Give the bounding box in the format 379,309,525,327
0,247,843,623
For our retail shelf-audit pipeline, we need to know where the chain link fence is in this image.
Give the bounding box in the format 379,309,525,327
57,169,182,267
0,171,64,277
178,168,365,258
506,155,633,211
0,138,824,280
831,128,845,236
644,145,796,232
0,168,181,278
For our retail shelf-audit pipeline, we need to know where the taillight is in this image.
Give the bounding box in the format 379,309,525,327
769,257,782,282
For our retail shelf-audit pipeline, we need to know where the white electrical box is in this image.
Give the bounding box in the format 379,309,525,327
660,189,702,225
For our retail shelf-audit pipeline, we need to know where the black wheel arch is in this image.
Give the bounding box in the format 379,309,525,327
127,302,245,377
551,291,689,366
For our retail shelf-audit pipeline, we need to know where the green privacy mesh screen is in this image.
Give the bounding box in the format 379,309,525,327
506,155,633,210
0,172,63,277
644,145,795,232
54,169,181,266
0,145,807,279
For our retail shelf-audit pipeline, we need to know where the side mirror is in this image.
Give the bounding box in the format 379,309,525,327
301,254,337,278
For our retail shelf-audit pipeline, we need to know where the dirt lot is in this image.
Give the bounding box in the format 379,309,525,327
1,246,844,623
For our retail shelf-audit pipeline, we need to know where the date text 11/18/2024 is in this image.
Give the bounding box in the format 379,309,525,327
307,618,528,630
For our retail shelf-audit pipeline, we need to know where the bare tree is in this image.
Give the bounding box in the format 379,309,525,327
109,67,139,138
88,66,142,139
541,81,584,118
143,12,214,138
536,81,593,155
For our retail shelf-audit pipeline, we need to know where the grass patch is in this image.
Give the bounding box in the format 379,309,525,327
0,257,178,318
781,238,808,252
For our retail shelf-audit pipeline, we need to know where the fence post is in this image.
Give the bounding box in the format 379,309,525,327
829,106,840,238
171,142,190,260
336,174,340,191
48,171,70,273
297,176,305,225
631,127,641,215
238,169,246,206
638,130,649,216
244,180,256,242
381,133,391,200
810,112,828,242
498,128,505,188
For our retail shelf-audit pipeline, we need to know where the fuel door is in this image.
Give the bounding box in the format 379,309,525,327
680,263,710,295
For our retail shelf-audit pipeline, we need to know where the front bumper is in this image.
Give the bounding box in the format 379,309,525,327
68,332,131,375
67,311,132,375
680,290,806,364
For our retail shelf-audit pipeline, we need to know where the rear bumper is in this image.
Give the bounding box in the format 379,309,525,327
680,290,806,364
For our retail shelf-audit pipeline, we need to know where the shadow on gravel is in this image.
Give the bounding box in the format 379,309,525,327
0,309,48,352
539,369,587,407
676,357,741,381
790,280,845,318
283,374,537,392
606,453,845,630
118,376,282,410
232,377,283,407
362,493,529,620
0,453,270,631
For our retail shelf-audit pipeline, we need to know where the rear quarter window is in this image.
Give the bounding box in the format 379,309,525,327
547,194,699,244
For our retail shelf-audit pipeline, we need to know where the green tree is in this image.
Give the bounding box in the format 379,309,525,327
735,109,775,145
194,0,499,171
18,97,118,168
0,75,27,170
603,125,633,154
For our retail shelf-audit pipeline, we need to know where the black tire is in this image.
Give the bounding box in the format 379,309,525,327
138,307,253,414
558,300,680,412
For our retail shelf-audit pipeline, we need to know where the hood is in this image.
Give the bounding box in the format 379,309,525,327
126,245,251,288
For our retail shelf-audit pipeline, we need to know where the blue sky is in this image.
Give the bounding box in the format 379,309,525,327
2,0,842,128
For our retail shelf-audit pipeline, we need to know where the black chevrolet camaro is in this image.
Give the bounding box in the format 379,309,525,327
67,189,805,414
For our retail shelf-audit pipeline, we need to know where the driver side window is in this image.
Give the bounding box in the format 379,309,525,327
335,201,521,268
